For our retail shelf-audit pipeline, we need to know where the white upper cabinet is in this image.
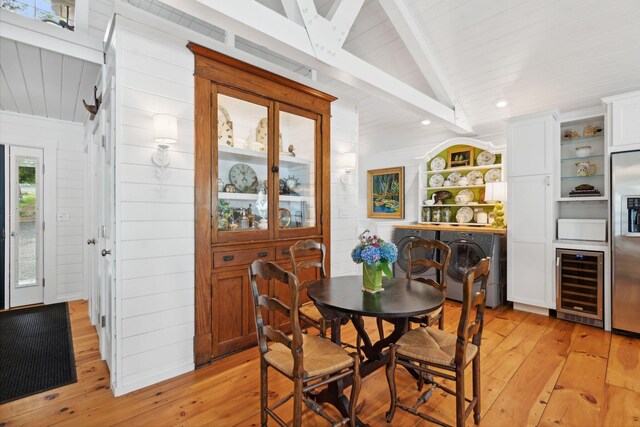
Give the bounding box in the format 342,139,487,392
507,112,558,177
603,91,640,152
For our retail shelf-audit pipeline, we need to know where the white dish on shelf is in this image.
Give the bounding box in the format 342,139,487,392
429,173,445,187
455,189,474,204
466,170,483,184
476,151,496,166
448,172,462,185
484,169,502,183
456,207,474,223
575,146,593,158
430,157,446,171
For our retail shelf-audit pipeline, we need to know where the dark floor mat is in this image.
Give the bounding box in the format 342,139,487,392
0,302,77,404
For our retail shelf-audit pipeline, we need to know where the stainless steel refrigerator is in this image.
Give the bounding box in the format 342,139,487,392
611,150,640,335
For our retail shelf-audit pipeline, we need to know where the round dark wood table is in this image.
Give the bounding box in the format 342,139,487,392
306,275,444,425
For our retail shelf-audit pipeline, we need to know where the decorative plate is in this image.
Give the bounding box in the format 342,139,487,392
218,106,234,147
476,151,496,166
448,172,462,185
456,206,474,223
456,189,474,204
229,163,258,193
429,173,445,187
430,157,446,171
279,208,291,228
484,168,502,183
466,170,483,184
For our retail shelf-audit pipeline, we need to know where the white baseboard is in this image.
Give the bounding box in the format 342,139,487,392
111,362,194,397
513,302,550,316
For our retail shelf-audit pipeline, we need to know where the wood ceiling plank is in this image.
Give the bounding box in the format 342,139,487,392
16,42,47,117
0,38,32,114
41,48,64,120
60,55,84,122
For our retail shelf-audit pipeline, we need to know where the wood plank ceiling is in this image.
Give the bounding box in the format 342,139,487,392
0,37,101,123
137,0,640,139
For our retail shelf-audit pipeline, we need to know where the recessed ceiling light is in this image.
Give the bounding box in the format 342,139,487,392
421,119,431,125
495,99,508,108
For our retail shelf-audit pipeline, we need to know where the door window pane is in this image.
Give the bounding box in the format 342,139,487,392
278,111,316,229
17,159,37,287
216,93,269,233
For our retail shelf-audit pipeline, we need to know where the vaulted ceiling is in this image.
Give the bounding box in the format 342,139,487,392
2,0,639,136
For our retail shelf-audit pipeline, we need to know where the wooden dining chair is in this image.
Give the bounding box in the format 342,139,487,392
249,260,361,427
375,238,451,341
405,239,452,330
289,240,327,337
385,258,492,427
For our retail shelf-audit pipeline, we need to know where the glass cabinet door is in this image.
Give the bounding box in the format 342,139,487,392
277,106,318,233
215,89,271,238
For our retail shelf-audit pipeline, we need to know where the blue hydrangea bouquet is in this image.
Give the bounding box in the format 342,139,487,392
351,230,398,293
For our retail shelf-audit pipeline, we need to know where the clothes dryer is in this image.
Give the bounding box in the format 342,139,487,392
439,231,505,308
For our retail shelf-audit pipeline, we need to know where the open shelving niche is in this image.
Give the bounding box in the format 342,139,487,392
416,137,507,227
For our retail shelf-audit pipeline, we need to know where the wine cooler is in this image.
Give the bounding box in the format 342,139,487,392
556,249,604,328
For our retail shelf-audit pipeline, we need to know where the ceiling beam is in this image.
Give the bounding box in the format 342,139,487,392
378,0,473,132
280,0,304,25
158,0,474,133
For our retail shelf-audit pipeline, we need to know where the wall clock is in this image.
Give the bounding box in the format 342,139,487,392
229,163,257,193
218,106,234,147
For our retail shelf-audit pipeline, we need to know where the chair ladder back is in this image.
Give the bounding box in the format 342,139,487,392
455,257,492,364
406,239,452,294
289,240,327,279
249,260,304,363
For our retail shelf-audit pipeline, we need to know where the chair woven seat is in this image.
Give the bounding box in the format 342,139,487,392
299,302,322,322
265,334,354,377
396,326,478,367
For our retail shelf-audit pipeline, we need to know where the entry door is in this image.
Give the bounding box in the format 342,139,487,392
9,147,44,307
98,80,115,368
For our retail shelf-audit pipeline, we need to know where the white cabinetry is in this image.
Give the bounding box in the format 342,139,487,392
603,91,640,152
507,112,555,176
506,112,558,312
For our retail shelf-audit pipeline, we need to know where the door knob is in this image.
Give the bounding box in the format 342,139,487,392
101,249,111,256
87,238,96,245
10,231,16,237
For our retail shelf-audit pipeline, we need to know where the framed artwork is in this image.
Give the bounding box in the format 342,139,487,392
448,147,474,168
367,167,404,219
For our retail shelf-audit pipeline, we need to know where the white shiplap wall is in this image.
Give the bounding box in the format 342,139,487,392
108,13,361,394
330,102,359,276
109,19,195,395
0,111,85,302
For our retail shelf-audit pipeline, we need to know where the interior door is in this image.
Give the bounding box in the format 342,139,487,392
9,147,44,307
87,120,100,326
98,79,115,368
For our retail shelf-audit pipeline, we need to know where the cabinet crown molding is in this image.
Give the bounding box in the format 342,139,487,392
601,90,640,104
415,137,505,161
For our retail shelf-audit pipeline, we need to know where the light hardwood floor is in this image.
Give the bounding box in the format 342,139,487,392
1,300,639,426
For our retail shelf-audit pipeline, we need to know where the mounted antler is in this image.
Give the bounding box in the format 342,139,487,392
83,86,102,120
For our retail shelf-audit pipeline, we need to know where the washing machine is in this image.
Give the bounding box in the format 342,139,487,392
393,228,439,281
439,231,505,308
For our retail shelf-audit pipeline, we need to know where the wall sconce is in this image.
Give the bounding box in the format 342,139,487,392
485,181,507,229
151,114,178,197
339,152,356,184
151,114,178,167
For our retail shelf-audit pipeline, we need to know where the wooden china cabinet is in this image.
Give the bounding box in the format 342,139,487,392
189,44,334,365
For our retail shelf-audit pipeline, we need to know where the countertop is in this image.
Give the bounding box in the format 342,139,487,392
394,223,507,235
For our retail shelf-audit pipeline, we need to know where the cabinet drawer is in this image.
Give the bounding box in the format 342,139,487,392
213,247,274,268
276,241,322,261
